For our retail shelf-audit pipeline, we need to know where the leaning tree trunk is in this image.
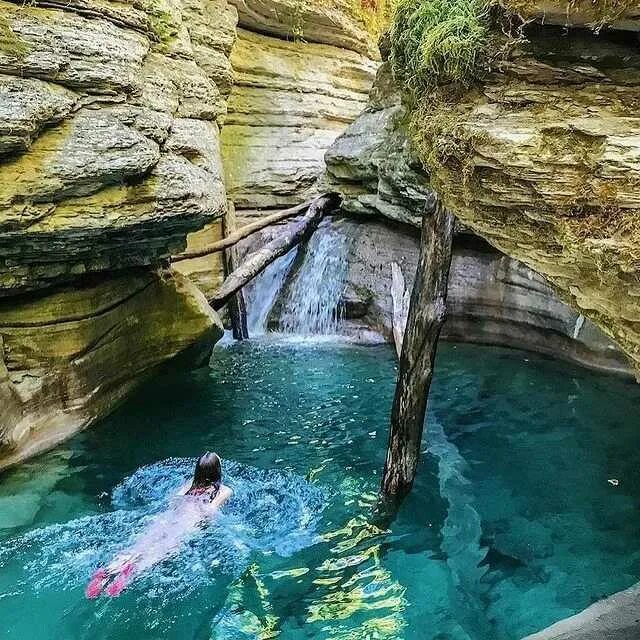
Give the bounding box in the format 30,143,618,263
172,201,311,262
222,202,249,340
209,193,340,310
381,201,455,499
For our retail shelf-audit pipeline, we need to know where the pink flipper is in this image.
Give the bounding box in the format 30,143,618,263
106,562,136,597
85,568,108,599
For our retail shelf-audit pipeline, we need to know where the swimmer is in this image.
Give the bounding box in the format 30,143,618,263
86,452,232,598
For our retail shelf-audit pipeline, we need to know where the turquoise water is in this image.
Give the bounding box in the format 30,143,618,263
1,340,640,640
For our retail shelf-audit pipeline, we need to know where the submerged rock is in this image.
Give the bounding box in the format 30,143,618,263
522,580,640,639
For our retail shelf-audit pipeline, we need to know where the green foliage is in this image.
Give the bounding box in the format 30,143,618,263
353,0,392,40
389,0,491,93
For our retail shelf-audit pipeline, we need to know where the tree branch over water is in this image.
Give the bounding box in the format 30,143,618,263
208,193,341,311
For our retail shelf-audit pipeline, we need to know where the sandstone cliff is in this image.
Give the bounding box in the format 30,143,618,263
399,2,640,376
323,59,632,375
0,0,237,468
178,0,381,297
0,0,382,467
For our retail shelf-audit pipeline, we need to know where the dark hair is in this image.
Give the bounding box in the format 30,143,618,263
187,452,222,497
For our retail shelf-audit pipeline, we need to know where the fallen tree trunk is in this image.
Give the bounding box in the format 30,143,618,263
222,203,249,340
209,193,340,311
172,201,312,263
381,200,455,499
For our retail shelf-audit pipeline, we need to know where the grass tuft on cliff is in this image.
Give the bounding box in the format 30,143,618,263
389,0,491,93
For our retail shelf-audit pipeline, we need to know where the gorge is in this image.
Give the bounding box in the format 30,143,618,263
1,1,640,638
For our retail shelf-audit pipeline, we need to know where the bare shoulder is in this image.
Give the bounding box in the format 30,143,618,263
209,485,232,511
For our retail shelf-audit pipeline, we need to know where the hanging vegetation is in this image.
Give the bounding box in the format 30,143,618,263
388,0,492,93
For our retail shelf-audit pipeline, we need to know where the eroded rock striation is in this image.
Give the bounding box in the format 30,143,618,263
221,1,378,211
0,0,234,292
0,271,222,471
339,218,631,375
0,0,238,467
408,12,640,375
324,62,434,226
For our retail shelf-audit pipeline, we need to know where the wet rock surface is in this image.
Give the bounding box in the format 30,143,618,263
338,218,632,376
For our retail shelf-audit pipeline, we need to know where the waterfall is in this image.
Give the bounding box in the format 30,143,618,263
278,219,350,336
244,249,297,335
243,218,350,338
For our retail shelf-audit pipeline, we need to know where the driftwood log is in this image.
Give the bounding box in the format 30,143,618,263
381,201,455,498
172,201,312,263
209,193,340,310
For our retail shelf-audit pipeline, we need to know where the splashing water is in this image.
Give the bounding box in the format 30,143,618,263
279,219,351,336
0,457,324,638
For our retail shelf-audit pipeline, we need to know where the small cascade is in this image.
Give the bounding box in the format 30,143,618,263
244,249,297,335
278,219,350,336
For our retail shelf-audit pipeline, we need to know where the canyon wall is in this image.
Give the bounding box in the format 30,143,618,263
403,3,640,376
323,61,633,375
0,0,382,468
338,219,630,376
177,0,380,297
0,0,236,469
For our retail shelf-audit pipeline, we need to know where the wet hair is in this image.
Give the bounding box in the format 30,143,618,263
187,452,222,498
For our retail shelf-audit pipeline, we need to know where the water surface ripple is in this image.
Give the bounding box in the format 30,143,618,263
1,341,639,640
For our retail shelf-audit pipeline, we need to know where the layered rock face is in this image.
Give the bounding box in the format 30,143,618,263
411,16,640,375
0,0,236,467
0,271,222,471
324,63,434,227
323,58,632,374
0,0,234,292
221,1,378,211
338,218,630,375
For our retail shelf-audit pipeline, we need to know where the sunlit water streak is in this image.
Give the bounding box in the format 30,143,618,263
1,341,640,640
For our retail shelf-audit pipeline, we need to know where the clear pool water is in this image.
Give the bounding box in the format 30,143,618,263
1,340,639,640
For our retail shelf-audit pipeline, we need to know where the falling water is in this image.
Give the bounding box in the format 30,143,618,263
244,249,298,335
278,219,350,336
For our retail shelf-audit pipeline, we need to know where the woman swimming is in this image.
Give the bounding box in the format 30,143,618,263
86,452,232,598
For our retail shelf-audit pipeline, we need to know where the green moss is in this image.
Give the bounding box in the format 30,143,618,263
143,1,179,46
290,0,306,41
352,0,392,40
0,15,30,59
389,0,492,94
